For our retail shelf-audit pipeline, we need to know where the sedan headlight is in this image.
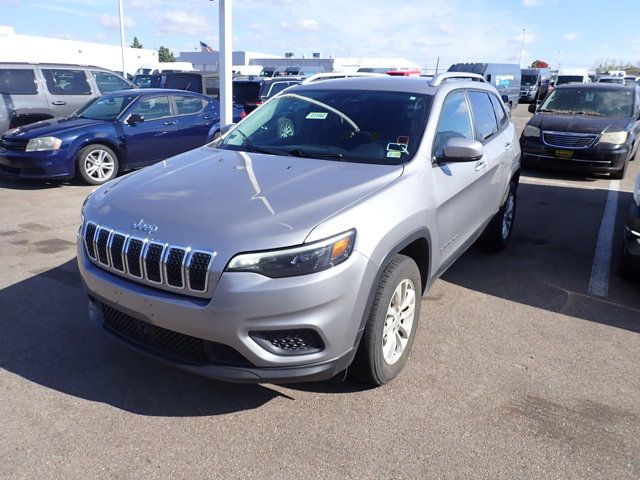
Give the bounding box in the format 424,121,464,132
226,230,356,278
25,136,62,152
522,125,541,138
600,131,628,145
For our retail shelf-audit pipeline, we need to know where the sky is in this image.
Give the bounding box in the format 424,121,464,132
1,0,639,71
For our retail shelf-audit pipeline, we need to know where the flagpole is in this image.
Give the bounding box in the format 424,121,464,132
118,0,126,76
218,0,232,126
518,28,526,67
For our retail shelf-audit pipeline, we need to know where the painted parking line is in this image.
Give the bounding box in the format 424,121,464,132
588,179,620,298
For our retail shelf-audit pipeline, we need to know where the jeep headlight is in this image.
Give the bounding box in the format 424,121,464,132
600,131,628,145
226,230,355,278
522,125,541,138
25,136,62,152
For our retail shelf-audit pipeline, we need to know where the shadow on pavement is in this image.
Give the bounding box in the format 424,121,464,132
0,259,286,416
442,180,640,333
0,175,72,190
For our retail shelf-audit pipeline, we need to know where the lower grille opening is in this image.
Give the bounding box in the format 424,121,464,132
250,330,324,356
100,303,253,367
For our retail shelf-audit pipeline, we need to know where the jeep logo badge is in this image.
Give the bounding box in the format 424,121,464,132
132,219,158,234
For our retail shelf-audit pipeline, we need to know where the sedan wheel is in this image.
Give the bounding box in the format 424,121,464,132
77,145,119,185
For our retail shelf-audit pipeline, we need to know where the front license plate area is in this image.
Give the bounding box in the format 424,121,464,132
555,149,573,159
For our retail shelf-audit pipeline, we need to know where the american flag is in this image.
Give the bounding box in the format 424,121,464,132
200,41,214,52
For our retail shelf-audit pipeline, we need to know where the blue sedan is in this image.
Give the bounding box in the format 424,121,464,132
0,89,245,185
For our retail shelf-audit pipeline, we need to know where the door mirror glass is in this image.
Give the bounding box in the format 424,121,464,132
528,103,538,114
126,113,144,125
442,137,484,162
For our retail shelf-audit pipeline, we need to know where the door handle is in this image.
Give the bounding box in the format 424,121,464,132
504,142,512,150
475,159,487,171
52,100,66,106
163,121,177,126
203,115,213,120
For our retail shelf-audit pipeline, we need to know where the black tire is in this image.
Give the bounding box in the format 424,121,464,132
76,144,119,185
350,255,422,386
481,181,517,251
611,159,627,180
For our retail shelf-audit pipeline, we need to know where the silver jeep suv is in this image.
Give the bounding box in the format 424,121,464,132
78,73,521,386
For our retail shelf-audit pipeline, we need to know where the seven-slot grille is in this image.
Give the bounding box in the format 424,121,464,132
0,137,28,152
542,131,598,149
83,221,214,295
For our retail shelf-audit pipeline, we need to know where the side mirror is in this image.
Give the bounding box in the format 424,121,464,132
442,137,484,162
528,103,537,114
126,113,144,125
211,123,236,142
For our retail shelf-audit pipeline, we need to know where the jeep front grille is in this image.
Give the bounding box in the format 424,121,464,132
84,221,215,295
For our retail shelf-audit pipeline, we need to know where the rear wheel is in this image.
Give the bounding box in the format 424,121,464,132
77,144,119,185
350,255,421,386
481,181,517,251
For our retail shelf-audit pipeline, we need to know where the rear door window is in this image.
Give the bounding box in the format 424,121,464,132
489,93,509,130
173,95,207,115
42,69,91,95
0,69,38,94
265,81,291,98
92,71,132,93
467,91,498,141
204,77,220,97
433,91,474,158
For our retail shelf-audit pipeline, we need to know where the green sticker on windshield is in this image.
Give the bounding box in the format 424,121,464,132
387,151,402,159
306,112,328,120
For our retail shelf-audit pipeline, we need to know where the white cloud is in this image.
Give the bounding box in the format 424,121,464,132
155,11,209,36
280,18,321,32
562,32,580,41
522,0,543,6
98,14,135,29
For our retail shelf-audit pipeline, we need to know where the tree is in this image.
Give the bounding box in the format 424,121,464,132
130,37,143,49
592,57,633,73
158,46,175,63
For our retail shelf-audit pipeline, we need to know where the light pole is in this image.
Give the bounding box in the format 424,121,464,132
118,0,126,76
518,28,526,67
217,0,233,126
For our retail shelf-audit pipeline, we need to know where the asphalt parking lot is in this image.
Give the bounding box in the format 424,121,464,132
1,107,639,479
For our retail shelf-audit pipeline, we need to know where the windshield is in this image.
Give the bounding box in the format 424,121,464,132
233,82,261,103
540,88,634,117
556,75,584,85
74,94,138,121
521,74,538,86
598,78,624,84
217,89,432,165
165,74,201,93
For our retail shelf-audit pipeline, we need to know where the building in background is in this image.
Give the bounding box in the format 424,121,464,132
0,26,157,76
177,50,420,75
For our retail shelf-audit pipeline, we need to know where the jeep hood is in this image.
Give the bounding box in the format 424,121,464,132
85,147,403,259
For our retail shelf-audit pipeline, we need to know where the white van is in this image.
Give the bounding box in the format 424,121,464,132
556,68,590,85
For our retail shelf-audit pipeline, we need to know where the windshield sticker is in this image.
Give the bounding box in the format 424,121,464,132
306,112,328,120
584,93,595,102
387,151,402,159
387,142,409,153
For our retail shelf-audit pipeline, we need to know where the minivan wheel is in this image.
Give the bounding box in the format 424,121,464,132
350,254,421,386
77,144,119,185
481,181,517,251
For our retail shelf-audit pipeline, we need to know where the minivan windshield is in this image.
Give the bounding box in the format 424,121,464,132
521,74,539,86
539,87,634,117
217,89,432,165
74,94,138,121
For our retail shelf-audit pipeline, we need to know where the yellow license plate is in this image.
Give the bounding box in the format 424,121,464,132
555,149,573,159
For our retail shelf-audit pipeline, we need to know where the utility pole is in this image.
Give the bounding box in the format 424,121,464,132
118,0,126,76
518,28,526,67
218,0,233,126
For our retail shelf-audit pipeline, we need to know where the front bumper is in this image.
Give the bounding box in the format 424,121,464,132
0,148,73,179
78,242,377,383
623,202,640,271
521,139,630,174
519,90,537,102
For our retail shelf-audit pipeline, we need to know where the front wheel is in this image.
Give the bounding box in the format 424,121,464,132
481,181,517,251
350,255,422,386
76,144,119,185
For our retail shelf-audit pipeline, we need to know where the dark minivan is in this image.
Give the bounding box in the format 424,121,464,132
448,63,521,108
163,71,222,99
233,76,302,114
521,83,640,179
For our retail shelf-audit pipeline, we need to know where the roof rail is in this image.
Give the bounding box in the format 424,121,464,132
429,72,486,87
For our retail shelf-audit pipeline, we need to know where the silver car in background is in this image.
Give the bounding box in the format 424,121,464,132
78,73,521,386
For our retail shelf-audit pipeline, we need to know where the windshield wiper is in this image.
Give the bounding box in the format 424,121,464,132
538,108,603,116
568,111,604,116
230,129,283,155
287,148,344,160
